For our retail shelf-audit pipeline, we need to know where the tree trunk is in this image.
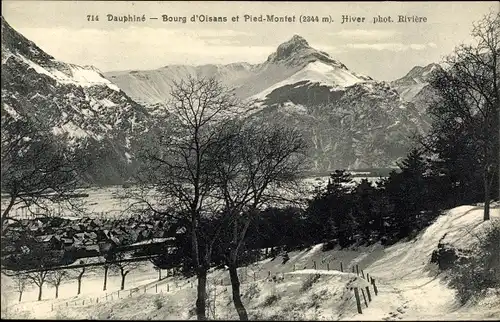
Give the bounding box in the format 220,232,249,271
37,284,43,301
195,268,208,320
77,268,85,295
55,285,59,299
1,195,16,233
18,291,22,302
77,277,82,295
121,273,126,290
484,172,491,221
103,266,108,291
228,263,248,320
158,269,161,281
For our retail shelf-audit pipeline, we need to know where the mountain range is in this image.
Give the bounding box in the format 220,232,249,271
1,17,442,183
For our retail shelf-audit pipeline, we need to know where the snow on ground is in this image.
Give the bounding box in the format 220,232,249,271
2,204,499,320
358,204,500,321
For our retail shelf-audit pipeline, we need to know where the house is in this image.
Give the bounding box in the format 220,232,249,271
88,219,99,229
95,229,110,242
85,231,98,240
84,244,100,254
98,239,117,253
61,237,73,246
153,230,168,238
140,230,152,240
61,238,74,251
73,233,86,247
28,220,43,232
34,234,63,249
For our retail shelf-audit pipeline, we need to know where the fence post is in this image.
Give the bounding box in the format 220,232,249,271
353,288,362,314
253,272,256,281
167,284,170,292
313,261,317,270
268,271,271,278
66,302,68,307
96,297,99,303
340,262,343,272
361,270,365,279
144,288,147,294
366,273,370,282
352,266,355,273
156,285,158,293
361,289,368,308
365,286,372,302
356,265,359,276
327,263,330,271
372,278,378,296
293,264,296,271
130,289,132,296
83,300,85,306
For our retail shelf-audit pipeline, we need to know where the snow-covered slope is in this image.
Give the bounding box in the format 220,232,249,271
1,17,151,183
106,35,429,171
251,60,365,100
4,205,498,320
391,63,443,113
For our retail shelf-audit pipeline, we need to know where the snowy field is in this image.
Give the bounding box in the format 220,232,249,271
2,203,499,320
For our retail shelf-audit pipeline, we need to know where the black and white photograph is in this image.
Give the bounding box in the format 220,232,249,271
1,1,499,320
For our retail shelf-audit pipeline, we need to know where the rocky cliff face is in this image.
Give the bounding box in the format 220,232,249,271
105,35,431,171
391,63,443,113
1,17,150,183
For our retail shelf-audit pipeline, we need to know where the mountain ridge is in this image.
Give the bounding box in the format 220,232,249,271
2,22,435,174
1,17,151,184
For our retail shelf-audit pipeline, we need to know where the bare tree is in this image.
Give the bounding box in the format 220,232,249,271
134,75,242,320
11,272,28,302
111,253,141,291
212,120,308,320
102,263,110,291
70,259,92,295
1,115,87,231
427,11,499,221
47,269,68,299
26,269,48,301
75,266,86,295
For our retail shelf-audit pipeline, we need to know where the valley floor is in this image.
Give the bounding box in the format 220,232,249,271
2,204,499,320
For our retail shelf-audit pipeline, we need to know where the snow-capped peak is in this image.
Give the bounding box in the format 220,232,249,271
252,60,367,100
393,63,444,86
265,34,346,69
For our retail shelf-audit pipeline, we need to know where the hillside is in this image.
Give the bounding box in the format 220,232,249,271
1,17,151,184
3,204,498,320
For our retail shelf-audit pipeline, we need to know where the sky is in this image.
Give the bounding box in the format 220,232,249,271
2,1,497,81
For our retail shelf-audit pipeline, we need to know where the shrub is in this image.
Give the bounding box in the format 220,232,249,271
300,273,321,292
153,295,163,310
262,294,280,307
243,283,261,300
448,221,500,304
